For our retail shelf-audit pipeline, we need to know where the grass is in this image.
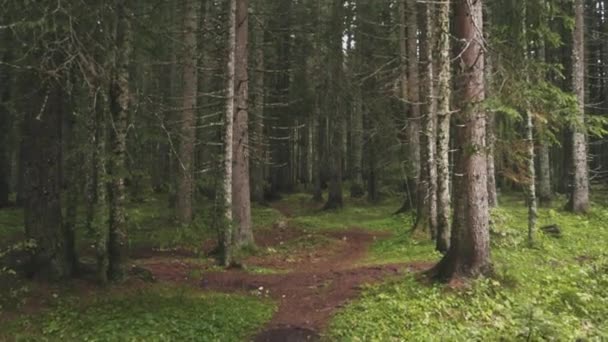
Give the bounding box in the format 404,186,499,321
1,285,275,342
327,193,608,341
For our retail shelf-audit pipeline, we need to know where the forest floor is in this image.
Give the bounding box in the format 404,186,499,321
1,190,608,341
142,201,431,341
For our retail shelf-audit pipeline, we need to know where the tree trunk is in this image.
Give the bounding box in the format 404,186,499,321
23,84,74,280
175,0,199,224
538,143,552,204
251,10,266,204
0,55,9,208
323,0,344,211
569,0,589,213
107,0,132,281
222,0,237,266
350,85,364,198
232,0,254,247
485,5,498,208
415,2,438,237
431,0,491,281
406,0,421,210
435,0,452,253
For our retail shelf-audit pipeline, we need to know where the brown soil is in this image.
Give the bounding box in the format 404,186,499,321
142,200,433,341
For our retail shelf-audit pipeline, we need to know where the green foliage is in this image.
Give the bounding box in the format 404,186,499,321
1,286,275,342
328,195,608,341
0,207,23,242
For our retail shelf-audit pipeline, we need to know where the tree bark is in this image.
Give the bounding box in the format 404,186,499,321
435,0,452,253
107,0,132,281
251,9,266,204
415,2,438,238
323,0,344,210
222,0,237,266
175,0,199,224
350,84,364,198
569,0,589,213
0,52,9,208
232,0,254,247
405,0,421,211
431,0,491,281
23,84,74,280
538,143,552,204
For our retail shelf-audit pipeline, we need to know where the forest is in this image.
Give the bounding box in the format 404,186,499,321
1,0,608,340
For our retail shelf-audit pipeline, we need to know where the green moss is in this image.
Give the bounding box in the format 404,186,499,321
2,285,275,342
328,194,608,341
0,207,23,241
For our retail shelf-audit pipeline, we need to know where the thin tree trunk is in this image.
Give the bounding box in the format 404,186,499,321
232,0,253,247
538,143,552,204
416,2,437,237
431,0,491,281
406,0,421,209
251,10,266,204
436,0,452,253
108,0,132,281
569,0,590,213
0,52,9,208
175,0,199,224
485,5,498,208
222,0,237,266
350,84,364,198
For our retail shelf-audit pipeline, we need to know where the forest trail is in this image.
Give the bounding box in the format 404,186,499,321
145,201,429,342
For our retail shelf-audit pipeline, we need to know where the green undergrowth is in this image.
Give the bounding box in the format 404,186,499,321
1,285,275,342
328,194,608,341
0,207,23,242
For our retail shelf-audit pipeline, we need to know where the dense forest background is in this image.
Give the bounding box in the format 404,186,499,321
1,0,608,340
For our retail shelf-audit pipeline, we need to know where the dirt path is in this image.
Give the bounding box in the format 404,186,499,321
145,202,430,341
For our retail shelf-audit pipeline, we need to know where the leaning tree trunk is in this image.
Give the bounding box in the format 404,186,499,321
23,83,74,280
232,0,254,247
107,0,132,281
175,0,199,224
569,0,590,213
431,0,491,281
222,0,237,266
435,0,452,253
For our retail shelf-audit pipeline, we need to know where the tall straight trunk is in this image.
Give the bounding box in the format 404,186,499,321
23,83,73,280
108,0,132,281
397,0,421,212
251,11,266,204
62,101,79,273
435,0,452,253
87,88,110,284
312,98,323,202
232,0,253,247
416,3,438,237
432,0,491,280
350,84,364,198
222,0,237,266
538,143,552,203
323,0,344,210
175,0,199,224
569,0,589,213
485,5,498,208
525,109,537,244
0,50,9,208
